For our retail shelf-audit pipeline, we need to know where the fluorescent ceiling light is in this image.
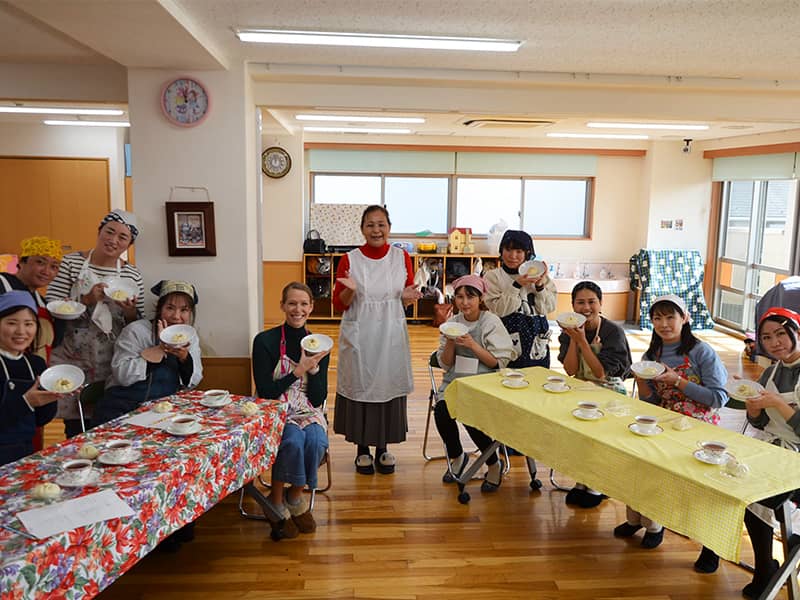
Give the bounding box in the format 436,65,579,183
303,126,412,134
236,29,522,52
587,122,709,131
0,106,124,116
44,120,130,128
296,114,425,124
547,132,649,140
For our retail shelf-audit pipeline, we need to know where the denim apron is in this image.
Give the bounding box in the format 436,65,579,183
0,354,36,465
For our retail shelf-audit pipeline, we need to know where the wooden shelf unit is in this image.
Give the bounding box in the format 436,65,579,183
303,252,500,321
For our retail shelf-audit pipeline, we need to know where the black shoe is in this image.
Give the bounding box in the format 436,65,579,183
565,487,582,505
442,454,467,484
641,528,664,549
156,534,183,553
694,546,719,573
354,454,374,475
576,492,607,509
614,522,643,538
742,560,779,599
480,460,504,493
173,522,196,543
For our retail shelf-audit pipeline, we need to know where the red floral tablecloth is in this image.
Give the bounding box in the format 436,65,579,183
0,392,287,599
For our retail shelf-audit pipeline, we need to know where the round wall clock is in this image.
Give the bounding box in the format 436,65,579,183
262,146,292,178
161,77,210,127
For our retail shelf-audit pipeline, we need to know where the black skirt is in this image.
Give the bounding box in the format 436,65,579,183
333,393,408,447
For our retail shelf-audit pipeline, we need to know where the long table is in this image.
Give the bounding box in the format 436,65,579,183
0,391,287,599
444,367,800,563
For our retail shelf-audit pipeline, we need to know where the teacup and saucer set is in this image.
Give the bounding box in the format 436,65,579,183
165,414,202,436
200,389,232,408
55,458,102,487
97,439,141,466
572,401,604,420
693,440,733,465
543,375,570,393
628,415,663,436
501,370,529,389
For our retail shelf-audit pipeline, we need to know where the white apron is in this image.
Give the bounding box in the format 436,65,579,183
337,247,413,403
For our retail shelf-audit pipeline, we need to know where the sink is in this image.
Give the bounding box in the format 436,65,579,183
552,278,630,294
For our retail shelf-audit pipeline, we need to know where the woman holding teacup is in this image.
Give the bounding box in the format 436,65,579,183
433,275,517,491
246,282,330,540
558,280,632,508
735,307,800,598
0,291,60,465
92,280,202,426
47,209,145,437
615,294,728,553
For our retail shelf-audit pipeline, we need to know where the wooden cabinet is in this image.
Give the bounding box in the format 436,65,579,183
303,252,499,321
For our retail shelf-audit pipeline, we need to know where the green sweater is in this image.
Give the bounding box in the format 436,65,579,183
251,324,329,407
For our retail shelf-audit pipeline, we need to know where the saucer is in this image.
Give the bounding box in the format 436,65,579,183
693,449,730,465
628,422,663,436
572,408,603,421
200,396,232,408
502,378,529,389
55,468,102,488
543,382,571,393
97,450,142,466
165,421,202,436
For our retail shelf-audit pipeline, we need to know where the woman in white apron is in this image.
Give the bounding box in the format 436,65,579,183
558,281,631,508
46,210,144,438
246,282,330,541
738,307,800,599
332,206,421,475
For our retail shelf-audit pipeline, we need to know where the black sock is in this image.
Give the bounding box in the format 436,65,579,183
357,444,370,457
376,446,387,458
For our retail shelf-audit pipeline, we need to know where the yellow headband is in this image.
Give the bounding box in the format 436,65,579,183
20,236,62,261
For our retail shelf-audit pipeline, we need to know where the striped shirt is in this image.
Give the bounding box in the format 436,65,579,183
45,252,145,318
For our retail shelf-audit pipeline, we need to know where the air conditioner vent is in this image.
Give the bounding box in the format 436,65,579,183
462,118,555,129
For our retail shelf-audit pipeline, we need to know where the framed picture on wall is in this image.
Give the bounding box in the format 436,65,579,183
166,202,217,256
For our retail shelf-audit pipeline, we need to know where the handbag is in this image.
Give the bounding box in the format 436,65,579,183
303,230,326,254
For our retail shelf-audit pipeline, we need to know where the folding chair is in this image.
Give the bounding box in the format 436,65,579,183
77,381,105,434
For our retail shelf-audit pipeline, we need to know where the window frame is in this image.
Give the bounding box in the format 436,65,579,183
309,171,594,239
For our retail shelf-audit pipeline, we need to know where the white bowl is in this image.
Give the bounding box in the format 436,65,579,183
439,322,469,339
46,300,86,320
40,364,85,393
630,361,665,380
556,312,586,329
519,260,546,278
300,333,333,354
725,379,765,401
104,278,137,302
160,324,196,347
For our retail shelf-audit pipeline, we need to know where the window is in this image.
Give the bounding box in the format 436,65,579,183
310,172,592,237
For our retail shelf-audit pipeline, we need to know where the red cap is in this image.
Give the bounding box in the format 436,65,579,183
759,307,800,329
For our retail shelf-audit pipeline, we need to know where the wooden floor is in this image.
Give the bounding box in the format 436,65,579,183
43,323,786,599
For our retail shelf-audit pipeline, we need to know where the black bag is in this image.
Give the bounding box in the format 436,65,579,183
303,230,326,253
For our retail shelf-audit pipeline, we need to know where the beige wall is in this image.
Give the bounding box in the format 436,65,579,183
262,132,304,261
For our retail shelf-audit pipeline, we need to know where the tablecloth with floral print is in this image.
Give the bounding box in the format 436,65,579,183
0,391,287,599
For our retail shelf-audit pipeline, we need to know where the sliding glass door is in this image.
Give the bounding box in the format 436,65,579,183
714,179,799,331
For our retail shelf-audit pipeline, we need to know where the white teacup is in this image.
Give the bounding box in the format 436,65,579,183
504,370,525,381
547,375,567,390
203,389,230,406
577,401,599,416
697,440,727,458
170,415,199,433
634,415,659,434
61,458,93,484
105,439,135,461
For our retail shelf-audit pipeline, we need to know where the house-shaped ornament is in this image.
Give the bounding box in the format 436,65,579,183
448,227,474,254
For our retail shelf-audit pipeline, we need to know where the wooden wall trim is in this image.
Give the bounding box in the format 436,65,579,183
703,181,723,313
304,142,647,157
702,142,800,159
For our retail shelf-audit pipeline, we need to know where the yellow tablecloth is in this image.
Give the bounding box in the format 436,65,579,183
445,366,800,562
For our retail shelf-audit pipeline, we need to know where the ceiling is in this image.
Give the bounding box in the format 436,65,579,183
3,0,800,140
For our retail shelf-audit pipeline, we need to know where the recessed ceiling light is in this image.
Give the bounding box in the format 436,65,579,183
296,114,425,124
236,29,522,52
303,126,413,134
548,133,649,140
43,120,130,127
587,122,709,131
0,106,124,116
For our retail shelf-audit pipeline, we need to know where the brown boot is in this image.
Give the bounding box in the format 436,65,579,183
286,496,316,534
261,497,299,541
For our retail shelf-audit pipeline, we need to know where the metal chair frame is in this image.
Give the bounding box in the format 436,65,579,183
77,381,106,434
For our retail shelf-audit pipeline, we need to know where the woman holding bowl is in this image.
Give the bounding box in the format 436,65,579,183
47,209,144,437
738,307,800,598
0,291,60,465
332,205,421,475
93,280,202,425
